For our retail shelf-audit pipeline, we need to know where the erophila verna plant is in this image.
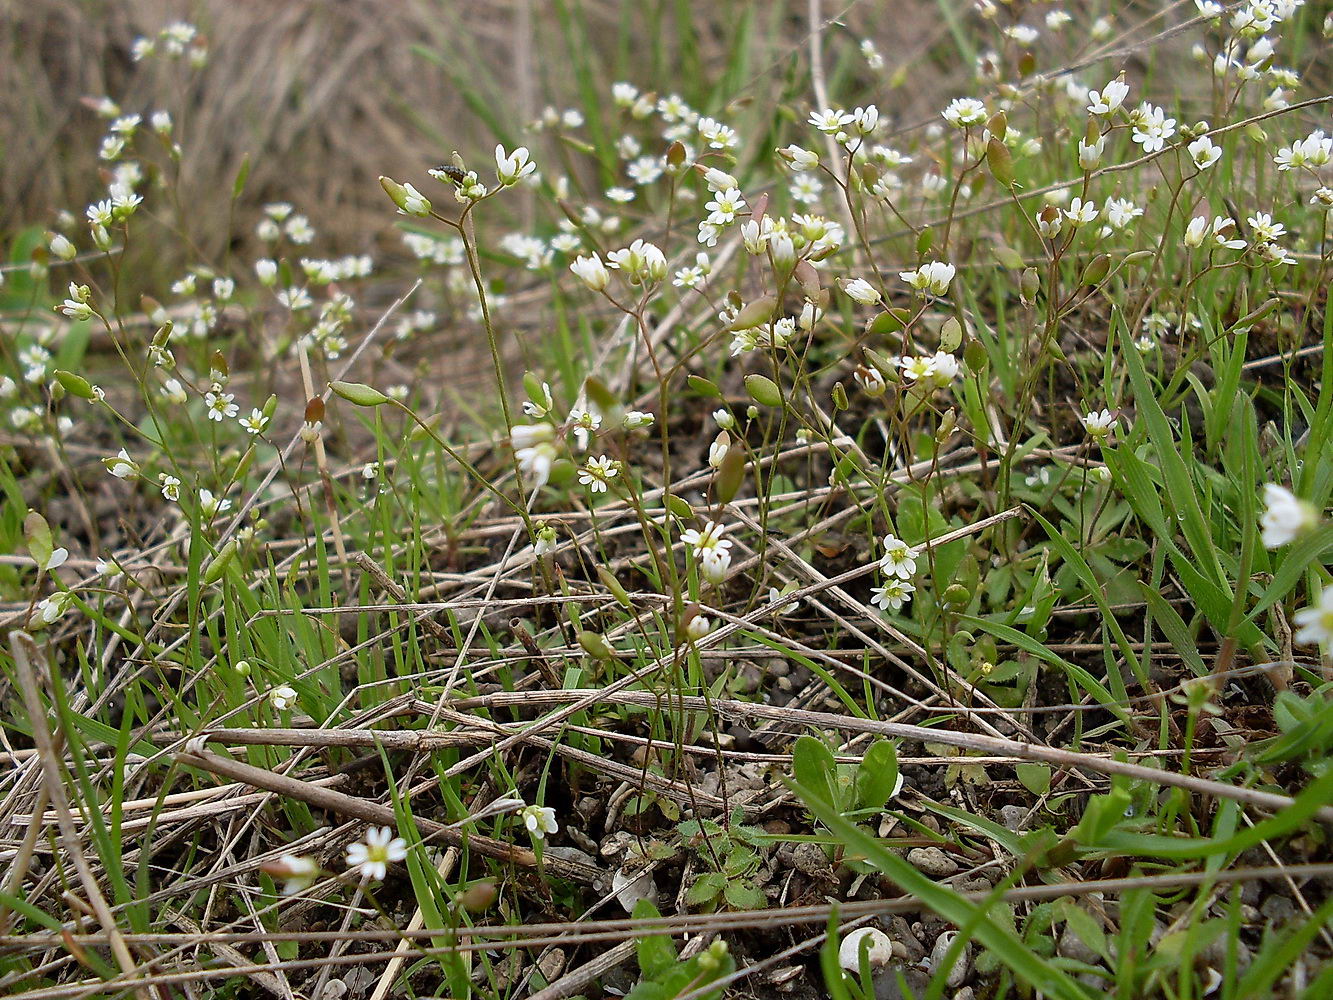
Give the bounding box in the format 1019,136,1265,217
4,1,1333,997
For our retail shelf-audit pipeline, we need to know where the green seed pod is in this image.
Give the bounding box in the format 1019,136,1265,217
330,381,390,407
597,566,632,609
986,137,1015,188
715,446,746,505
1080,253,1112,286
832,382,849,411
744,373,783,408
939,316,963,354
963,338,988,373
993,244,1025,270
728,296,777,332
578,630,615,661
665,494,693,520
1020,267,1040,302
943,583,971,608
686,375,722,398
203,540,238,586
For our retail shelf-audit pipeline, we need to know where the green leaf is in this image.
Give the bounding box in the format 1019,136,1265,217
632,898,676,978
790,778,1094,1000
793,735,839,811
855,740,901,811
723,880,767,909
1016,763,1051,795
684,872,724,907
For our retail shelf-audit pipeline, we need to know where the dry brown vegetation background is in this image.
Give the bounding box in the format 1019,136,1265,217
1,0,962,271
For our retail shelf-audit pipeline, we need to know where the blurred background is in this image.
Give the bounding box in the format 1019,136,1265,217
2,0,967,275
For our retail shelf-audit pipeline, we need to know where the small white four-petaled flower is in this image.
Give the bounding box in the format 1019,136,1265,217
1260,484,1318,548
345,826,408,881
521,804,558,840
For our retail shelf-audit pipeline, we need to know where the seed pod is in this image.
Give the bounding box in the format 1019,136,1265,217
330,381,390,407
55,371,95,400
744,373,782,408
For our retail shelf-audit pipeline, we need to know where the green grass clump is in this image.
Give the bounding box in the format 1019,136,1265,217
2,3,1333,998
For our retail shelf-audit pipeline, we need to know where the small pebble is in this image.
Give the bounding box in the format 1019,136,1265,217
907,846,959,877
929,931,971,988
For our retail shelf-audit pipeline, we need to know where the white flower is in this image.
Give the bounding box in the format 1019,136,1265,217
899,261,955,296
495,144,536,186
1260,484,1318,548
159,474,181,502
854,365,886,397
345,826,408,881
361,462,380,480
699,548,732,585
942,98,988,128
48,232,77,261
1208,216,1247,250
606,239,667,284
779,145,820,171
1086,78,1130,116
521,804,558,840
849,105,879,136
1104,198,1144,231
708,432,730,469
578,455,619,493
1129,103,1176,153
106,449,138,479
809,108,853,133
399,184,432,217
842,278,881,305
704,188,745,226
516,441,557,489
697,117,738,150
624,410,654,429
1184,216,1209,248
39,547,69,573
533,523,558,556
36,593,72,625
1078,135,1106,170
205,388,238,422
1036,208,1063,239
570,254,609,291
1294,585,1333,649
627,155,664,185
567,406,602,451
685,615,713,640
871,578,916,611
271,855,318,895
789,173,823,203
1081,408,1117,438
1247,212,1286,244
898,355,937,383
930,352,961,384
702,167,738,192
879,534,920,579
682,522,732,564
269,685,298,711
199,490,232,518
240,409,269,435
1188,135,1222,170
58,283,95,321
1064,197,1099,226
